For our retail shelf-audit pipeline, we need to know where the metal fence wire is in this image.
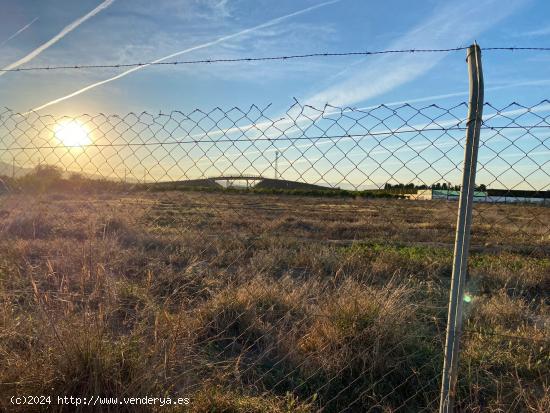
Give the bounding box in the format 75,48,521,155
0,99,548,412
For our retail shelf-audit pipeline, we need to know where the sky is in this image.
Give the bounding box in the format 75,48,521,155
0,0,548,189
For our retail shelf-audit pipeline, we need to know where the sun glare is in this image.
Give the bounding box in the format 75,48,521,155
54,120,91,147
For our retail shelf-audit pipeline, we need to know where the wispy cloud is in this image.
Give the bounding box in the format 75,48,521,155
305,0,526,108
175,76,550,152
0,0,114,76
516,25,550,37
0,17,39,48
365,78,550,108
29,0,341,112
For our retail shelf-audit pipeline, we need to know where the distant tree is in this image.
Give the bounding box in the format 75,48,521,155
477,184,487,191
31,164,63,181
19,164,64,192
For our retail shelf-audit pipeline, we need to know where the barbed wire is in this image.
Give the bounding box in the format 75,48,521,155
2,46,549,73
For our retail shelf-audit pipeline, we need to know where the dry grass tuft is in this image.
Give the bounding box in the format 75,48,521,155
190,388,313,412
3,210,53,239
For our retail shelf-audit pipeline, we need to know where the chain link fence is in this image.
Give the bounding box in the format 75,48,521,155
0,100,548,412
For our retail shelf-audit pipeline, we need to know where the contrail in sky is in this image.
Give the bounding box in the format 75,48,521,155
0,0,114,77
305,0,526,107
30,0,341,112
0,17,39,48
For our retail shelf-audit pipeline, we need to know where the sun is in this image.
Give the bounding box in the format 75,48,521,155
54,120,91,147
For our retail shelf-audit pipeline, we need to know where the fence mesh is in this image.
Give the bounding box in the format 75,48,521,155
0,101,548,412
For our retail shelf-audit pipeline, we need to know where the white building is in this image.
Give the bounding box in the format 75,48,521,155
406,189,547,204
406,189,487,201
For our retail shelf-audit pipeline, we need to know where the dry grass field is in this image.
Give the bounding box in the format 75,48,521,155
0,189,548,412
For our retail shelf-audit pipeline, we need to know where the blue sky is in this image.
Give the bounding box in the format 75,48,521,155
1,0,549,114
0,0,548,189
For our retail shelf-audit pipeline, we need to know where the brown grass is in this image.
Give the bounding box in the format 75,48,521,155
0,190,548,412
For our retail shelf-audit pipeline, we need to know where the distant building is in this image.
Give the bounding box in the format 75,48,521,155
406,189,548,204
405,189,487,201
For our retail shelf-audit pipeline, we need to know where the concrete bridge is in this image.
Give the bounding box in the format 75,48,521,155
169,175,335,191
211,175,266,188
